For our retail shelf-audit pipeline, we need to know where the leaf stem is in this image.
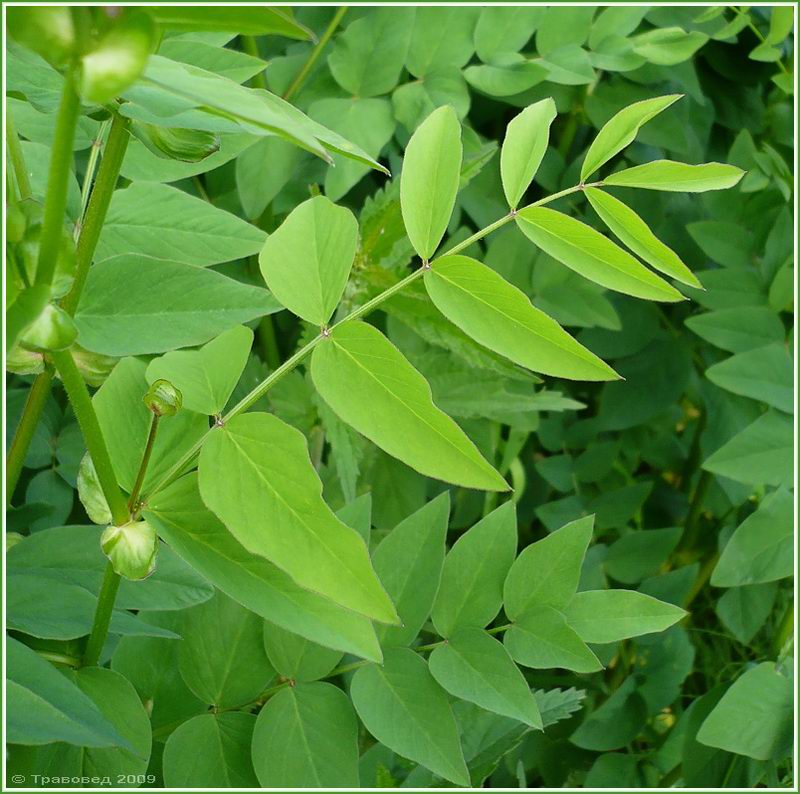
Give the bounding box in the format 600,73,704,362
75,118,110,237
282,6,348,101
240,36,267,90
34,66,81,288
7,110,32,201
143,182,594,501
83,561,122,666
128,415,159,512
49,350,129,526
6,368,54,503
61,112,131,316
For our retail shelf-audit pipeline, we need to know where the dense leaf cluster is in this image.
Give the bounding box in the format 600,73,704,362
5,5,794,790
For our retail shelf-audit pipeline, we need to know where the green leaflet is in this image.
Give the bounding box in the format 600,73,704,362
259,195,358,325
351,648,470,786
697,663,793,761
504,605,602,673
585,187,701,288
711,488,793,587
145,8,313,38
198,412,398,624
504,516,595,618
163,713,258,788
685,306,785,353
424,255,618,380
563,589,686,643
400,105,462,259
95,182,266,266
431,501,517,638
328,8,414,97
263,622,342,682
570,677,648,752
516,207,686,302
76,255,278,357
252,682,359,787
310,321,508,491
26,667,152,783
474,7,545,62
580,94,681,181
705,343,793,413
604,160,745,192
7,638,127,748
500,98,556,208
702,410,793,487
429,628,543,728
94,357,207,494
146,325,253,415
178,590,275,708
145,475,383,662
372,494,449,647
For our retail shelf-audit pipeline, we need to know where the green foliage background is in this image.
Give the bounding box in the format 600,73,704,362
6,5,795,789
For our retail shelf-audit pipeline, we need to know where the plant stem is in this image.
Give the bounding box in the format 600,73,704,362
678,468,712,556
34,67,81,288
282,6,348,101
49,350,129,526
7,110,32,201
771,601,794,657
61,112,131,317
6,113,130,504
240,36,267,90
128,416,159,511
76,119,110,237
143,183,594,501
6,368,54,502
83,561,122,666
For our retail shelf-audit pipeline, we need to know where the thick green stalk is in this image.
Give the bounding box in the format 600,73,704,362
83,562,121,666
7,115,130,496
282,7,348,101
143,182,594,501
7,111,32,201
49,350,128,525
128,415,159,511
6,368,54,501
34,68,81,288
61,112,131,316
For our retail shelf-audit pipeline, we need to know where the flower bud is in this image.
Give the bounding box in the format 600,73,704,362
77,454,112,525
132,122,221,163
20,303,78,353
80,11,155,105
6,344,45,376
101,519,158,581
144,379,182,417
7,7,76,68
72,345,118,387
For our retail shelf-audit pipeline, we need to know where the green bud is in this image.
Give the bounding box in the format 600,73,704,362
77,453,112,525
144,379,183,417
132,122,221,163
80,10,155,105
101,519,158,581
7,7,76,68
20,303,78,353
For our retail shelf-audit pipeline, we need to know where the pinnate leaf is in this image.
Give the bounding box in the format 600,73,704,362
604,160,745,192
400,105,462,259
252,682,359,787
500,98,556,208
425,254,619,380
429,628,543,728
563,589,686,643
516,206,685,302
198,412,398,624
581,94,682,181
259,196,358,325
585,187,701,288
311,320,507,491
351,648,470,786
431,501,517,638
